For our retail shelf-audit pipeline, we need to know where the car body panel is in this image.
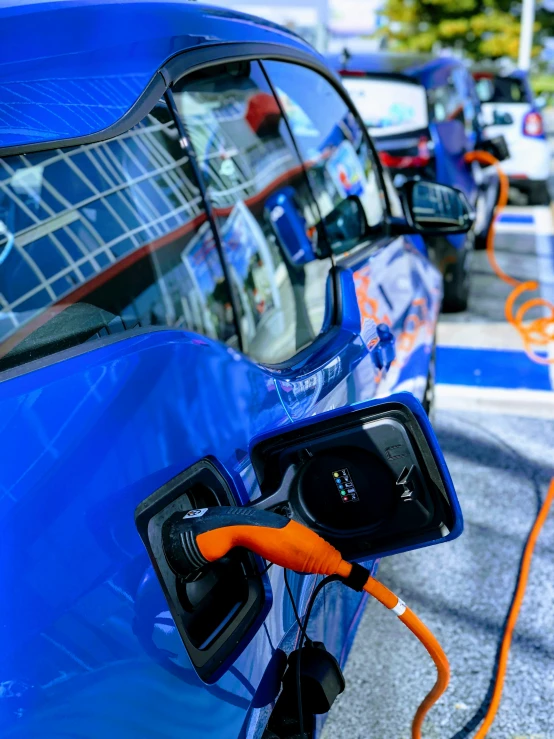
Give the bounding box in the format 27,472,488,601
0,6,444,738
0,0,315,150
0,252,440,737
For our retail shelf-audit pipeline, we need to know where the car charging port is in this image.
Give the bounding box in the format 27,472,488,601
135,459,271,683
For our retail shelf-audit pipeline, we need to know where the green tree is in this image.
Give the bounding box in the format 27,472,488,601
379,0,551,61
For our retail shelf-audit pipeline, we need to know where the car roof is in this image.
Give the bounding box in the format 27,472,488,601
472,68,528,80
326,51,462,84
0,0,316,152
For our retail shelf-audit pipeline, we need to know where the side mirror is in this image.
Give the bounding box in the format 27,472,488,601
400,180,474,235
251,392,463,561
319,195,368,255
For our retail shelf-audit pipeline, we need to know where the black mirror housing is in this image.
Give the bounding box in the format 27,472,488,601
319,195,369,255
399,179,475,236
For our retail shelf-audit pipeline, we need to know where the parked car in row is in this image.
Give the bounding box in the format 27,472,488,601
473,68,552,206
330,52,502,312
0,3,472,738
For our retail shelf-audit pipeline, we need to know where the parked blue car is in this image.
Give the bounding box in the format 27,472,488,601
330,52,502,312
0,3,468,738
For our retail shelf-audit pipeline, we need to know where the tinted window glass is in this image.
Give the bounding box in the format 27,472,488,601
262,61,386,240
429,82,464,124
173,61,332,365
475,76,530,104
0,103,237,372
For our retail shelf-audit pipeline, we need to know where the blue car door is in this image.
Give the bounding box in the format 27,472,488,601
0,57,440,739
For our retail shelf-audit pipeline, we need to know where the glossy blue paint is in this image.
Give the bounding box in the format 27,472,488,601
326,52,458,81
0,5,450,736
0,262,441,739
371,323,396,370
0,328,349,737
0,0,315,149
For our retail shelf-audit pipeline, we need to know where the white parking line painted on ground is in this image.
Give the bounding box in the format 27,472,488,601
436,204,554,413
436,385,554,418
437,322,523,350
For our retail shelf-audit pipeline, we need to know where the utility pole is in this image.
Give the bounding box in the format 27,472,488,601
518,0,536,70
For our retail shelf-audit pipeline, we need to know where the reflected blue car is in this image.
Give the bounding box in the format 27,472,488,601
0,3,447,738
329,52,501,312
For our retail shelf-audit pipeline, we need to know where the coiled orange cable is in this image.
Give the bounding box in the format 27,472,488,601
464,150,554,365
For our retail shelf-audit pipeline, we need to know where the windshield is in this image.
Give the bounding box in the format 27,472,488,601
342,77,429,136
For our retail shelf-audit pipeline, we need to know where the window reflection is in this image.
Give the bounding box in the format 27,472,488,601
174,61,332,365
0,103,237,372
262,61,386,239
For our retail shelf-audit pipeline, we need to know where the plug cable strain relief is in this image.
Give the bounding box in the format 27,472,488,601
338,561,371,591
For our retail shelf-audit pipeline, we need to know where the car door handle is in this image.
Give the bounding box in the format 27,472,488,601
371,323,396,370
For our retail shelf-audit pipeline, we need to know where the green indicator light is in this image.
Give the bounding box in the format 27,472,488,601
333,472,339,478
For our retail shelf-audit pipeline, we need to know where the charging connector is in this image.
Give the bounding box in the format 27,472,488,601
162,504,450,739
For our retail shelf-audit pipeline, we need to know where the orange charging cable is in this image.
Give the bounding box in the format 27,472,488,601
457,150,554,737
471,477,554,738
464,150,554,365
363,576,450,739
196,515,450,738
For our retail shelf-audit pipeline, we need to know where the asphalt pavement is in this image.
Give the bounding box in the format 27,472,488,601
322,410,554,739
322,159,554,738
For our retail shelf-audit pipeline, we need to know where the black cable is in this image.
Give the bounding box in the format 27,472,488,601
284,569,303,633
291,574,343,739
284,570,306,739
259,561,274,577
299,575,343,648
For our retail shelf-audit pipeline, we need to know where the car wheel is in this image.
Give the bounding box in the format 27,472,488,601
442,247,470,313
475,219,492,251
475,183,499,250
528,180,551,206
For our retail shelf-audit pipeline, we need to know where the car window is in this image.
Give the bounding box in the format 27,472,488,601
0,102,238,374
342,76,429,136
428,80,464,125
475,76,530,104
172,61,332,365
262,61,386,245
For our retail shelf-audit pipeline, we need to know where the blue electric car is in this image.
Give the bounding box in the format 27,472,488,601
0,3,467,738
330,52,502,312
